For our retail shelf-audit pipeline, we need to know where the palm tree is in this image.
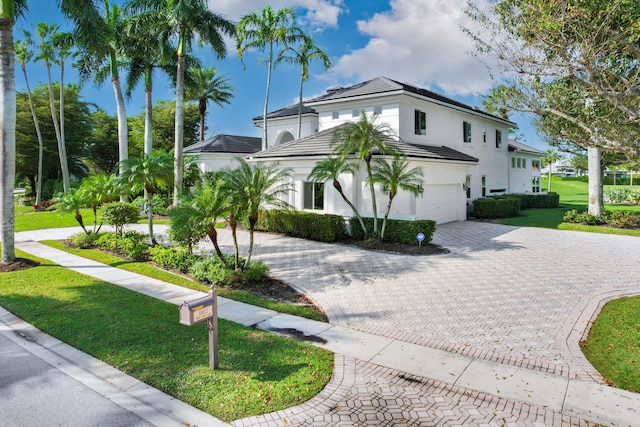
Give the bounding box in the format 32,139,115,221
72,1,129,188
1,0,27,263
178,179,230,264
186,65,234,141
308,156,367,235
370,155,424,240
35,22,71,193
117,151,173,244
543,149,560,192
223,158,293,269
126,0,235,206
237,6,302,150
78,172,119,233
52,30,75,190
332,111,399,236
277,33,331,139
55,188,89,235
15,33,45,207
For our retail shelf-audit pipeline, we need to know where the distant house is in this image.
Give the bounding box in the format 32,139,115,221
189,77,545,224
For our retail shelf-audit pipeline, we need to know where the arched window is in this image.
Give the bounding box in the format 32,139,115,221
276,131,295,145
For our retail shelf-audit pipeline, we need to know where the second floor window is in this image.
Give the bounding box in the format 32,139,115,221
495,129,502,148
415,109,426,135
463,121,472,143
332,111,339,120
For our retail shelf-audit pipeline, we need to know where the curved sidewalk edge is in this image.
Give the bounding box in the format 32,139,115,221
0,305,230,427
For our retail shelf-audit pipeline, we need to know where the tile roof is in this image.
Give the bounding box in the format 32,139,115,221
508,139,545,155
305,76,516,127
253,104,317,121
184,134,262,154
249,125,478,163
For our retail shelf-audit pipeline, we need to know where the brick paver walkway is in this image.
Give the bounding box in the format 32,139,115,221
204,222,640,426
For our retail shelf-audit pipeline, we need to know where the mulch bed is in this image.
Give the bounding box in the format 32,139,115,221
0,258,41,272
340,238,450,255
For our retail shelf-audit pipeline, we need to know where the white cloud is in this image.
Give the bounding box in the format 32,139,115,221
210,0,344,27
327,0,496,96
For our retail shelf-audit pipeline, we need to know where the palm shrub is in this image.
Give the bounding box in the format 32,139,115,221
349,217,436,245
54,188,90,234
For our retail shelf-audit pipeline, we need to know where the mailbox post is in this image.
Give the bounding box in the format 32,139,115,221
180,287,218,369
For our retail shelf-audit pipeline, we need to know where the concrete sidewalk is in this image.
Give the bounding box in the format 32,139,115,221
7,231,640,426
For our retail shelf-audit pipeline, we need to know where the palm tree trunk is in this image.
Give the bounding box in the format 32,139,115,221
59,60,70,193
229,212,240,270
366,158,378,234
206,226,227,266
198,98,206,142
244,227,255,270
21,64,44,206
75,211,89,235
144,69,153,156
297,68,303,139
147,189,155,245
0,14,16,263
334,180,367,234
45,63,70,193
174,54,185,205
262,42,273,150
381,194,394,240
113,75,128,176
588,146,603,217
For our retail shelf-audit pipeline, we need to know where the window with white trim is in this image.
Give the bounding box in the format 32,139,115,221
532,176,541,193
495,129,502,148
331,111,339,120
303,182,324,210
481,176,486,197
374,105,382,115
414,109,426,135
463,121,472,143
483,126,487,143
465,175,471,198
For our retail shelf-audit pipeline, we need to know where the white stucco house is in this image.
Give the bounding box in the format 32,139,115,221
189,77,544,224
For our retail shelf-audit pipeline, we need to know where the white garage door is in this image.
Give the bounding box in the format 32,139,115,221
419,184,461,224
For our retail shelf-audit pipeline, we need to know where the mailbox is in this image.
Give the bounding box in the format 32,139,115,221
179,295,215,326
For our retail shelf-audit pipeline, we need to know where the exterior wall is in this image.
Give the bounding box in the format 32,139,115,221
508,151,543,194
189,153,242,173
262,115,319,147
316,100,401,135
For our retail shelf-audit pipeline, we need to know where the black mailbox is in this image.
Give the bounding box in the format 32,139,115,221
179,295,215,326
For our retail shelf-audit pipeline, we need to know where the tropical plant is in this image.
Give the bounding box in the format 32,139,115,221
126,0,235,206
175,179,230,264
98,202,141,238
369,155,424,240
55,188,89,235
78,172,119,233
185,65,234,141
117,151,173,245
542,149,560,192
72,0,129,183
308,156,366,235
223,158,293,269
332,111,399,236
277,33,331,138
166,201,204,254
15,32,44,206
237,6,302,149
1,0,28,263
35,21,71,193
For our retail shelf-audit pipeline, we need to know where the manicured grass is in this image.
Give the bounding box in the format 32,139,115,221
0,251,333,422
581,296,640,392
41,240,327,322
497,179,640,236
15,208,95,232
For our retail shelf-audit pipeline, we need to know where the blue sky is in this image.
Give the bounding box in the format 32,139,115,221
14,0,544,150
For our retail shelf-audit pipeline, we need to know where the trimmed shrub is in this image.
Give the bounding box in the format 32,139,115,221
563,210,605,226
66,231,104,249
602,210,640,228
94,231,149,261
491,193,559,209
604,187,640,204
253,210,346,242
473,198,521,219
99,202,141,237
189,256,269,286
349,217,436,245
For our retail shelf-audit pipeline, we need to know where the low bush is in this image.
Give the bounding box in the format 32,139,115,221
602,210,640,228
349,217,436,245
493,193,559,209
148,245,199,273
94,231,149,261
66,231,104,249
604,187,640,204
563,210,606,226
99,202,141,237
189,256,269,286
253,210,346,242
473,198,521,219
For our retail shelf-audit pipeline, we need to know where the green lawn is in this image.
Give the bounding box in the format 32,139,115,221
0,250,333,422
581,296,640,392
497,179,640,236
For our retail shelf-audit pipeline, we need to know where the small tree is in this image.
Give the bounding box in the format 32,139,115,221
99,202,140,238
370,155,424,240
78,173,119,233
542,149,560,192
55,188,89,235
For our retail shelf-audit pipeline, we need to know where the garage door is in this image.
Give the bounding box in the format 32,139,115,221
418,184,461,224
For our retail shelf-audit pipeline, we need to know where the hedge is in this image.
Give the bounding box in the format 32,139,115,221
473,198,521,219
349,217,436,245
252,210,346,242
491,192,559,209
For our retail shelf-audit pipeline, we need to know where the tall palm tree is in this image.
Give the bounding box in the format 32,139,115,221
237,6,302,149
543,149,560,192
117,151,173,245
35,21,71,193
52,30,75,190
308,156,367,235
73,1,129,188
277,33,331,139
332,112,399,236
186,65,234,141
223,158,293,269
178,179,230,264
127,0,235,206
1,0,27,263
370,155,424,240
15,33,45,206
